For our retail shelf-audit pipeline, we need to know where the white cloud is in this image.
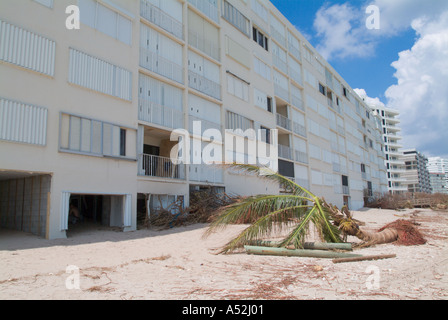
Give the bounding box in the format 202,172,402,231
386,12,448,158
372,0,448,36
313,3,375,60
353,88,386,110
313,0,448,61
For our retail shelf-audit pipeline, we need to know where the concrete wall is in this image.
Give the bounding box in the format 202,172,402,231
0,175,51,237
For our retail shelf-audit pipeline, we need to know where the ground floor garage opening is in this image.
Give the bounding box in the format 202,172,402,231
137,193,185,228
0,172,51,238
64,193,132,237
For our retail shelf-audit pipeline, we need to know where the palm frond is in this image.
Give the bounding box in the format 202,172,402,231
278,206,318,249
205,164,345,254
204,194,311,238
218,204,312,254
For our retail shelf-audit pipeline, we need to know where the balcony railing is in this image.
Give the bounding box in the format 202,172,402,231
289,69,303,86
274,84,290,102
291,95,304,112
276,113,292,131
293,122,306,138
273,55,288,75
278,144,293,160
281,177,309,191
138,154,186,180
189,116,221,137
288,45,301,62
188,30,220,61
271,27,286,48
188,70,221,100
188,0,219,23
295,150,308,164
139,48,184,84
140,0,183,40
138,99,184,130
189,164,224,184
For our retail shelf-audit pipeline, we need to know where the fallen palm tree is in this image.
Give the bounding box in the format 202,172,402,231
204,164,344,254
204,164,426,253
323,201,427,246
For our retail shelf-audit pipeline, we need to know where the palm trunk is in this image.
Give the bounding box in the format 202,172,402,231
354,228,399,244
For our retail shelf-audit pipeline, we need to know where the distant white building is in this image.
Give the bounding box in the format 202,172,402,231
356,90,407,194
400,149,432,194
427,157,448,194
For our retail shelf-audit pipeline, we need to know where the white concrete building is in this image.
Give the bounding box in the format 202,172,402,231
400,149,432,194
0,0,388,239
427,157,448,194
356,90,407,195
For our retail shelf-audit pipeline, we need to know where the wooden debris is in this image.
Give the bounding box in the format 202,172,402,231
247,240,353,251
332,254,397,264
244,246,362,259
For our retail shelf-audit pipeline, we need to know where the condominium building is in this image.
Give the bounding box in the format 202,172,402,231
358,92,407,194
400,149,432,194
427,157,448,194
0,0,387,239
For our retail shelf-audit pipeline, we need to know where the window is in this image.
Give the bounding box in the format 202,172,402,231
253,26,268,51
222,0,251,37
227,72,250,102
69,48,132,101
60,113,131,159
79,0,132,45
120,129,127,156
260,126,271,144
226,111,254,132
342,175,349,187
254,88,273,113
0,19,56,76
0,97,48,146
267,97,273,113
254,57,271,80
319,83,326,96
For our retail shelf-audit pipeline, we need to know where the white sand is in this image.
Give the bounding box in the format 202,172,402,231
0,208,447,300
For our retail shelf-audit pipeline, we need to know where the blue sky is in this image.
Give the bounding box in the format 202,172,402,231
270,0,448,159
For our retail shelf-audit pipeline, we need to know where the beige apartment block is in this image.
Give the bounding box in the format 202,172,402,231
400,149,432,194
0,0,388,239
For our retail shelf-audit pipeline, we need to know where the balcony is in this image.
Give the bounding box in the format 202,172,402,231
188,70,221,100
138,154,186,180
278,144,293,160
288,45,301,62
293,122,306,138
271,27,286,48
291,95,304,112
140,0,183,40
188,30,220,61
188,0,219,23
189,164,224,184
276,113,292,131
281,177,309,191
273,55,288,75
294,150,308,164
138,99,184,130
139,48,184,84
189,116,221,137
289,69,303,86
274,84,290,103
